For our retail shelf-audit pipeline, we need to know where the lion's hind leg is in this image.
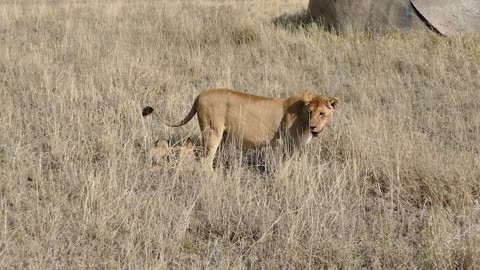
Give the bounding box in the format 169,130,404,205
203,128,224,169
197,112,225,171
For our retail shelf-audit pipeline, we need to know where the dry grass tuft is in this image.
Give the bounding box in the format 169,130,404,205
1,0,480,268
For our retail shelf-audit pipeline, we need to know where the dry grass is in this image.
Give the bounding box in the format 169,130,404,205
1,0,480,269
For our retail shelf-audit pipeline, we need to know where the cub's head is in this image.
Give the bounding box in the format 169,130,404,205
303,92,339,137
175,139,196,160
149,138,196,165
149,139,170,165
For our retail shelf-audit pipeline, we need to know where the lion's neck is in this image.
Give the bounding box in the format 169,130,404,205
281,97,310,144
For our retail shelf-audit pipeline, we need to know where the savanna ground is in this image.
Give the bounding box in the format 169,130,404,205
1,0,480,268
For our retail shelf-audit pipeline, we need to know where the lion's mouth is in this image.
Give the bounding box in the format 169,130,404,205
311,130,321,137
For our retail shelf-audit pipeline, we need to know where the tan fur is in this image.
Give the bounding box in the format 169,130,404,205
149,139,196,165
162,88,338,169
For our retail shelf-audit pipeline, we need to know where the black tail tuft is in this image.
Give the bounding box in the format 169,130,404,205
142,106,154,117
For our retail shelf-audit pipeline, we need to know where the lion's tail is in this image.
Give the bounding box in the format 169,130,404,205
165,97,198,127
142,97,198,128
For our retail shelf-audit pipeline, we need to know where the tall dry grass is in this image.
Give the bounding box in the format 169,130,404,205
1,0,480,268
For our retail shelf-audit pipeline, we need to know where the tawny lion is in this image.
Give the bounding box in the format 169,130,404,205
143,88,338,169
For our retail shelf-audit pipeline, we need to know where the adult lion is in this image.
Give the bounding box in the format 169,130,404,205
143,88,338,169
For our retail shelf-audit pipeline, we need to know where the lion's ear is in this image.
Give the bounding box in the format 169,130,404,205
327,97,339,109
303,91,315,105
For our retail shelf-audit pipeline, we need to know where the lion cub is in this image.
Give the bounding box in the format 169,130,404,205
149,138,196,165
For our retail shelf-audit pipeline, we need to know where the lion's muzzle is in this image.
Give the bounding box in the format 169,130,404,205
310,126,322,137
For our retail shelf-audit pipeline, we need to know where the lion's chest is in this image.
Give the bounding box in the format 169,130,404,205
300,132,313,144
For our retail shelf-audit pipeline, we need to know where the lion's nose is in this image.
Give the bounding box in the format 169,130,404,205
310,126,316,130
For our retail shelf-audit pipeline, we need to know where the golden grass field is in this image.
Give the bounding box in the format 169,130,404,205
1,0,480,268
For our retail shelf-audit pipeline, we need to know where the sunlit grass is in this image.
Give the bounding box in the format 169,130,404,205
1,1,479,268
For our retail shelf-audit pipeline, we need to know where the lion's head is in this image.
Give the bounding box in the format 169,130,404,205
303,92,339,137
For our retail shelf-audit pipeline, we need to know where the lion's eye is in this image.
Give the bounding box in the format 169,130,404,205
319,112,325,116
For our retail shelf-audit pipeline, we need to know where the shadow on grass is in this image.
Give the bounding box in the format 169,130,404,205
272,9,335,33
272,10,314,29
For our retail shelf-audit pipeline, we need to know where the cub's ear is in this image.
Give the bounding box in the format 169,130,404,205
327,97,339,109
185,138,194,149
302,91,316,105
155,139,169,150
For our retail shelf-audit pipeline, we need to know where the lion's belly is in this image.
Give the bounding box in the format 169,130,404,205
223,101,284,149
224,124,275,149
